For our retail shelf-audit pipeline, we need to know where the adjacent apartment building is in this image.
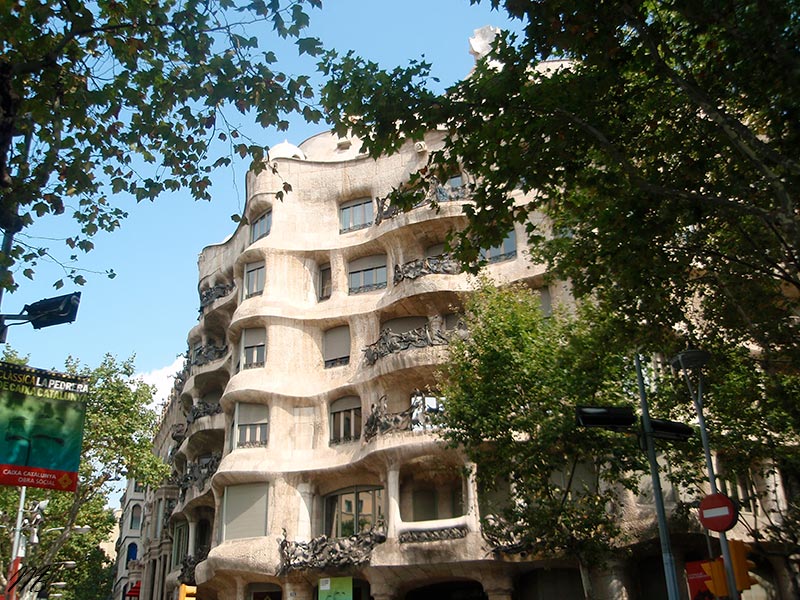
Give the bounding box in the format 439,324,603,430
124,123,794,600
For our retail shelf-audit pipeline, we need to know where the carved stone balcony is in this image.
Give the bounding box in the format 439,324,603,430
393,253,461,285
398,525,468,544
363,323,449,366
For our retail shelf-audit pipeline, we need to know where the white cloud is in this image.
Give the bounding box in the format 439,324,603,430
137,355,185,410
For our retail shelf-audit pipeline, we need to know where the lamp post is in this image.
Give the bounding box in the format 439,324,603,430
634,354,682,600
576,354,692,600
671,349,739,600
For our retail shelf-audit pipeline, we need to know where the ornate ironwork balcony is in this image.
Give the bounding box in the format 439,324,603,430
393,252,461,285
186,400,223,424
191,344,228,368
179,546,209,585
363,393,442,442
198,283,234,312
324,356,350,369
177,453,222,501
171,423,187,444
363,323,449,366
374,183,469,225
277,525,386,575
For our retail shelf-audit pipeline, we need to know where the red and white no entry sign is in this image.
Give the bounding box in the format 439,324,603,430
698,492,739,532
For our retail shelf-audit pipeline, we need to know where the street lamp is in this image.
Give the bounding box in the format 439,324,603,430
671,349,740,600
575,354,692,600
0,291,81,342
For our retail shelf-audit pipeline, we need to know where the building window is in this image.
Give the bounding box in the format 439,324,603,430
348,255,387,294
447,173,463,188
126,542,138,563
339,198,373,233
329,396,361,444
234,403,269,448
425,242,446,258
241,328,266,369
171,522,188,569
133,481,144,493
411,391,444,431
244,262,265,299
480,230,517,264
324,486,383,538
130,504,141,530
251,210,272,243
540,286,552,316
323,326,350,368
222,483,268,541
318,264,332,301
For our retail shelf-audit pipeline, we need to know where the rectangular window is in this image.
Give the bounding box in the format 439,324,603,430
250,210,272,243
223,483,268,540
540,286,552,316
481,230,517,264
348,255,387,294
236,403,269,448
339,198,373,233
447,173,463,188
330,396,361,444
244,262,265,298
171,522,189,569
242,328,266,369
319,264,332,300
411,392,444,431
325,487,383,538
323,326,350,368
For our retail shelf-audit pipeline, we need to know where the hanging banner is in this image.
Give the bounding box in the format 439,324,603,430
0,361,88,492
319,576,352,600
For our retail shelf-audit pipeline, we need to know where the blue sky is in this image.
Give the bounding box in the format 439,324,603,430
4,0,519,403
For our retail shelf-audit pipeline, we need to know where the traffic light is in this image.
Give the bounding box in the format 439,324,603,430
178,584,197,600
730,539,758,591
701,557,728,597
648,418,694,441
575,406,636,431
23,292,81,329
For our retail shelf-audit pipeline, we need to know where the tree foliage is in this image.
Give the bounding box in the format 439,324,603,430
438,280,800,591
319,0,800,369
0,351,166,588
437,280,646,567
0,0,323,290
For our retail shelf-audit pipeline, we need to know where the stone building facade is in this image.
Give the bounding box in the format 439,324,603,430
112,478,146,600
130,127,795,600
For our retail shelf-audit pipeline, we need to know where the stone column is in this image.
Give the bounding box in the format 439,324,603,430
284,580,315,600
464,461,481,532
483,573,514,600
369,581,397,600
589,559,635,600
187,518,197,556
297,482,313,541
386,465,401,538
